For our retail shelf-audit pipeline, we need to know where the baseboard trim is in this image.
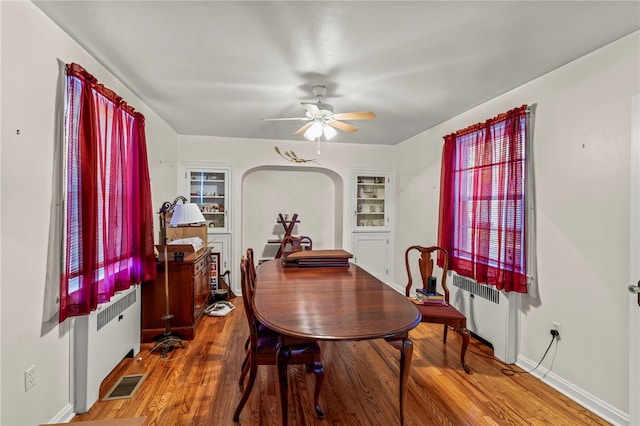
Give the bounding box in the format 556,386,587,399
517,355,628,426
392,281,627,425
388,281,404,294
47,403,75,424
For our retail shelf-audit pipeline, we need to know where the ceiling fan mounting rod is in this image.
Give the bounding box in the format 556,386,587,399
312,85,327,101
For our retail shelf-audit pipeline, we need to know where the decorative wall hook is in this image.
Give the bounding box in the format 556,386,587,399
274,146,318,164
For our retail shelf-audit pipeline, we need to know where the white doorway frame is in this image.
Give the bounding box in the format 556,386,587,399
629,94,639,426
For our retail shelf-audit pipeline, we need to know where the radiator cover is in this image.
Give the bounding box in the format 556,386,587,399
73,286,141,413
449,274,519,364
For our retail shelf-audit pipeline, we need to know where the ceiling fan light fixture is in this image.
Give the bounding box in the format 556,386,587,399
303,120,337,141
304,121,323,141
323,124,337,140
264,84,376,142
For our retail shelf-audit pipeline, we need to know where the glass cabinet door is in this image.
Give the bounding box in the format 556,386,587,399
353,171,390,231
185,167,230,233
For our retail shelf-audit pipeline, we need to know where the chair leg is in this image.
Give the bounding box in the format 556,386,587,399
311,359,325,417
442,324,471,374
239,335,251,386
277,346,291,426
239,352,249,387
233,358,258,421
457,327,471,374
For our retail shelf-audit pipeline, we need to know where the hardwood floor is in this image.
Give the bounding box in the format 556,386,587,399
72,297,609,425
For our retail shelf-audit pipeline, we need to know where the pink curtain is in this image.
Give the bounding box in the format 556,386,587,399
438,105,528,293
60,63,157,322
129,114,157,283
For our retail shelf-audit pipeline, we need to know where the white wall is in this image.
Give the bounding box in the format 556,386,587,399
4,1,639,424
394,32,640,421
0,2,179,425
242,168,337,260
178,135,394,291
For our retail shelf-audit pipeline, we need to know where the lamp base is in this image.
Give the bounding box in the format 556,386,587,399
150,332,185,358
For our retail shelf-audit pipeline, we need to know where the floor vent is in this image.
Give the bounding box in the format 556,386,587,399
102,374,146,401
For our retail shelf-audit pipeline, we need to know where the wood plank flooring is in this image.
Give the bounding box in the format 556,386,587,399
72,297,609,425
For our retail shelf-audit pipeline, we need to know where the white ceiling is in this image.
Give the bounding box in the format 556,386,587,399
34,1,640,145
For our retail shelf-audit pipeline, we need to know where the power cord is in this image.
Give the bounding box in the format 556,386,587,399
501,330,559,376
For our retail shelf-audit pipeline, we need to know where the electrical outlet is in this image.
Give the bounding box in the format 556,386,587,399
24,365,35,391
551,321,562,339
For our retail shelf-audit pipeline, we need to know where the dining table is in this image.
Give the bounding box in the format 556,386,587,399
253,256,422,425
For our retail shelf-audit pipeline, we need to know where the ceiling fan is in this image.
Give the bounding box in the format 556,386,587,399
263,85,376,141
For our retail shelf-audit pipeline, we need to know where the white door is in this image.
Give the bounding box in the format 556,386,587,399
629,94,640,426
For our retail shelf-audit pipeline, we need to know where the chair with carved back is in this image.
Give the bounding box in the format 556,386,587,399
245,248,256,291
233,256,325,422
404,245,471,373
277,235,312,259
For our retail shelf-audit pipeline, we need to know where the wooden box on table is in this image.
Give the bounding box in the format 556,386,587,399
165,223,208,247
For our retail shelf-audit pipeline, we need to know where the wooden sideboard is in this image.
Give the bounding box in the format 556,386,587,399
141,249,210,342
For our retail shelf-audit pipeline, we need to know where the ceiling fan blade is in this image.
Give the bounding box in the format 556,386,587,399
328,120,359,133
294,122,313,135
332,111,376,121
263,117,310,121
301,102,321,116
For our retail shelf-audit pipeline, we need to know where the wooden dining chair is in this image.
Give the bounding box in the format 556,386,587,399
238,247,269,386
276,235,312,259
233,257,325,422
245,248,256,291
404,245,471,373
239,248,260,384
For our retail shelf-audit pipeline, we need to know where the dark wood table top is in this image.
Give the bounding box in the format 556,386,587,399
254,259,421,341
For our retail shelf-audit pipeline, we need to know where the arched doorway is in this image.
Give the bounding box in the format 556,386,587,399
241,165,344,264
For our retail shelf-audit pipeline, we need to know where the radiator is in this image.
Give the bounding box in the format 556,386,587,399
73,285,141,413
448,273,518,364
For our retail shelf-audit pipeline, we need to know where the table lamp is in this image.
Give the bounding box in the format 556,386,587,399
151,196,206,357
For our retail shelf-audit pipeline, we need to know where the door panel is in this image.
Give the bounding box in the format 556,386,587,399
353,233,389,282
629,94,639,425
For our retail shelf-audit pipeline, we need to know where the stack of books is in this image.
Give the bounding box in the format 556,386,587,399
416,288,445,301
407,288,448,306
408,297,448,307
284,249,353,267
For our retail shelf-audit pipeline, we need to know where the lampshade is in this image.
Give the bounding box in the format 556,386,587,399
170,203,206,226
323,124,337,140
304,120,337,141
304,121,324,141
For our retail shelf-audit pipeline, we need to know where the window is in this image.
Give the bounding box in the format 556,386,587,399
60,63,156,321
438,105,528,293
